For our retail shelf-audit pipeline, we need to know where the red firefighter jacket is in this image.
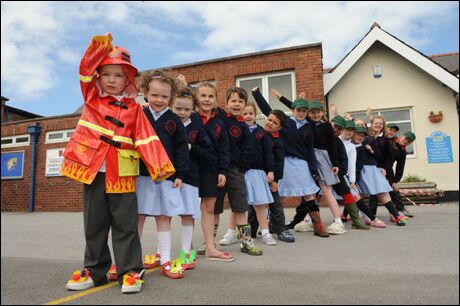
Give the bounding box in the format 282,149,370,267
60,34,175,193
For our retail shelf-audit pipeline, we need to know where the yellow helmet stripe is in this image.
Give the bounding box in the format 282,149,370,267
79,74,94,83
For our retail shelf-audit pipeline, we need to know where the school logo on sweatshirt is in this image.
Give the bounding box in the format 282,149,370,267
256,131,265,140
230,126,241,138
214,125,222,139
303,130,309,138
166,120,177,135
188,131,198,143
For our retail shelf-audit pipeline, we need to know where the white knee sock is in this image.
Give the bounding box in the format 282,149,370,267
158,231,171,265
181,225,194,253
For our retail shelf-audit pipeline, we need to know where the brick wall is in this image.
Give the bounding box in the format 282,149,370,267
1,44,325,212
156,45,325,107
1,115,83,212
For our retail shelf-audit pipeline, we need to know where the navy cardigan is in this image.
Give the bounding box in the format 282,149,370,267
248,124,275,174
183,118,213,187
190,111,230,176
140,108,189,181
252,88,318,173
216,107,252,173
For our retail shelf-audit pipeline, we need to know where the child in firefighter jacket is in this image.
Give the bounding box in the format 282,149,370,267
62,33,175,294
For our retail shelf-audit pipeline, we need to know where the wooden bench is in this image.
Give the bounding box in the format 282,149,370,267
397,182,444,205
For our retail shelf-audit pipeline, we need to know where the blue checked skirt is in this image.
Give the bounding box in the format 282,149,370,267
357,165,392,195
278,156,320,197
244,169,274,205
314,149,340,185
136,176,185,217
180,183,201,219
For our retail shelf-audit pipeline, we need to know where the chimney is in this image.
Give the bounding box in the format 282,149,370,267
371,22,381,30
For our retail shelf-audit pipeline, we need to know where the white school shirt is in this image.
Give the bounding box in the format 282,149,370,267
290,116,307,129
149,107,169,121
340,136,357,184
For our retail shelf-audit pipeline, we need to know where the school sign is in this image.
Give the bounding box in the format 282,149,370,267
426,131,453,163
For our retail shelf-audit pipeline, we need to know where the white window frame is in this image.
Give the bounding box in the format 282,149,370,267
45,129,74,144
348,107,416,158
1,134,30,148
237,71,296,120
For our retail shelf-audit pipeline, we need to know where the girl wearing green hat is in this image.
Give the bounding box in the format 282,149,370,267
278,95,346,235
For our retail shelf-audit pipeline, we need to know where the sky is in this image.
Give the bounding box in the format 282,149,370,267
1,1,459,117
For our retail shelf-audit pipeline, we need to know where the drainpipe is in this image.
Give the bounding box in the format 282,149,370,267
27,123,41,212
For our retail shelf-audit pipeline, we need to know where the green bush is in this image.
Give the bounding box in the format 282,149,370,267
402,174,426,183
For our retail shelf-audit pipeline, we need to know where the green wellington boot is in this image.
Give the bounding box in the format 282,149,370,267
239,225,263,256
348,203,370,230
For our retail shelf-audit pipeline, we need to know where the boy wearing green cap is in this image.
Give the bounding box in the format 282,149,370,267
386,123,400,144
388,131,417,217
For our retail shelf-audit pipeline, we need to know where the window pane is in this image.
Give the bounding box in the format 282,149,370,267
1,139,13,145
239,78,264,117
67,131,74,138
347,111,377,125
239,78,263,103
135,93,145,105
394,122,411,133
49,133,64,140
16,137,29,143
380,110,410,121
268,74,293,111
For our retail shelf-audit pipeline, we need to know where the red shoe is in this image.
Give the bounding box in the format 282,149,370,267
160,261,184,279
143,253,161,269
392,216,407,226
390,214,409,222
108,265,118,282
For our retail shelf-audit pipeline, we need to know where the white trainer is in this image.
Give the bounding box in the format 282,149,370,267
121,270,144,294
294,221,314,232
262,233,277,246
66,276,94,291
218,231,239,246
327,222,347,235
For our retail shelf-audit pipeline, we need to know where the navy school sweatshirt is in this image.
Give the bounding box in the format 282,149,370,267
140,108,189,181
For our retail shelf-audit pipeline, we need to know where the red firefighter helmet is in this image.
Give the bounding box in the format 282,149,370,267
99,46,138,98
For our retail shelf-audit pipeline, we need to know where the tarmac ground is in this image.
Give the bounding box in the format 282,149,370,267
1,204,459,305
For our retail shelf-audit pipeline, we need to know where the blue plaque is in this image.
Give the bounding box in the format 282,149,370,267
1,151,25,179
426,131,453,163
